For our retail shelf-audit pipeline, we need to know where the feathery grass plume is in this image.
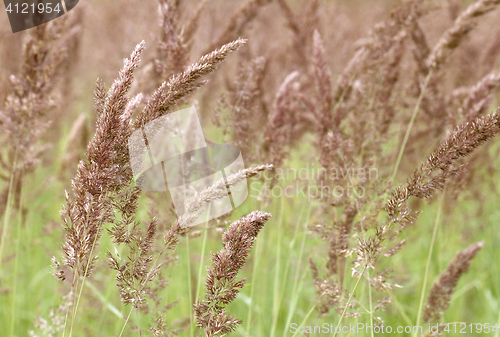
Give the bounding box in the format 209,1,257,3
215,56,267,162
134,38,247,129
481,29,500,71
387,108,500,223
413,0,500,131
311,30,333,134
156,0,190,77
405,1,500,166
378,111,500,296
204,0,270,55
107,215,158,307
423,241,484,323
305,2,420,307
56,41,145,280
194,211,271,337
276,0,319,66
426,0,500,71
176,164,273,229
338,111,500,322
458,73,500,123
183,0,209,44
409,12,431,76
441,73,500,204
106,164,272,333
148,0,209,91
58,36,248,332
0,15,80,216
318,1,422,169
333,0,422,105
264,71,301,168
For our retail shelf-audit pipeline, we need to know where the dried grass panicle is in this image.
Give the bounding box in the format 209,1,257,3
133,0,207,95
312,30,333,133
387,108,500,223
334,0,421,104
177,164,273,229
407,0,500,155
134,38,247,129
107,164,272,315
305,2,423,312
183,0,209,44
277,0,319,66
205,0,271,55
156,0,190,77
194,211,271,337
264,71,301,167
153,0,209,84
427,0,500,70
423,241,484,323
107,217,158,307
0,16,80,214
304,3,423,314
55,34,249,302
217,56,267,162
410,18,431,76
458,73,500,123
56,41,146,279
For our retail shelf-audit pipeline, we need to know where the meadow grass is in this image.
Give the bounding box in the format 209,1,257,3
2,0,500,336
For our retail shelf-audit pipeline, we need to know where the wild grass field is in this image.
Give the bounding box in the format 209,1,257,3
1,0,500,336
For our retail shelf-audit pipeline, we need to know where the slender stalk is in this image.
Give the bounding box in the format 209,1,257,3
0,150,17,273
195,225,208,304
332,266,367,337
391,71,433,182
69,218,105,337
270,197,284,337
246,226,263,335
9,171,23,336
186,236,194,337
368,269,374,337
118,307,135,337
290,304,317,337
414,188,445,337
247,177,270,336
283,203,312,337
